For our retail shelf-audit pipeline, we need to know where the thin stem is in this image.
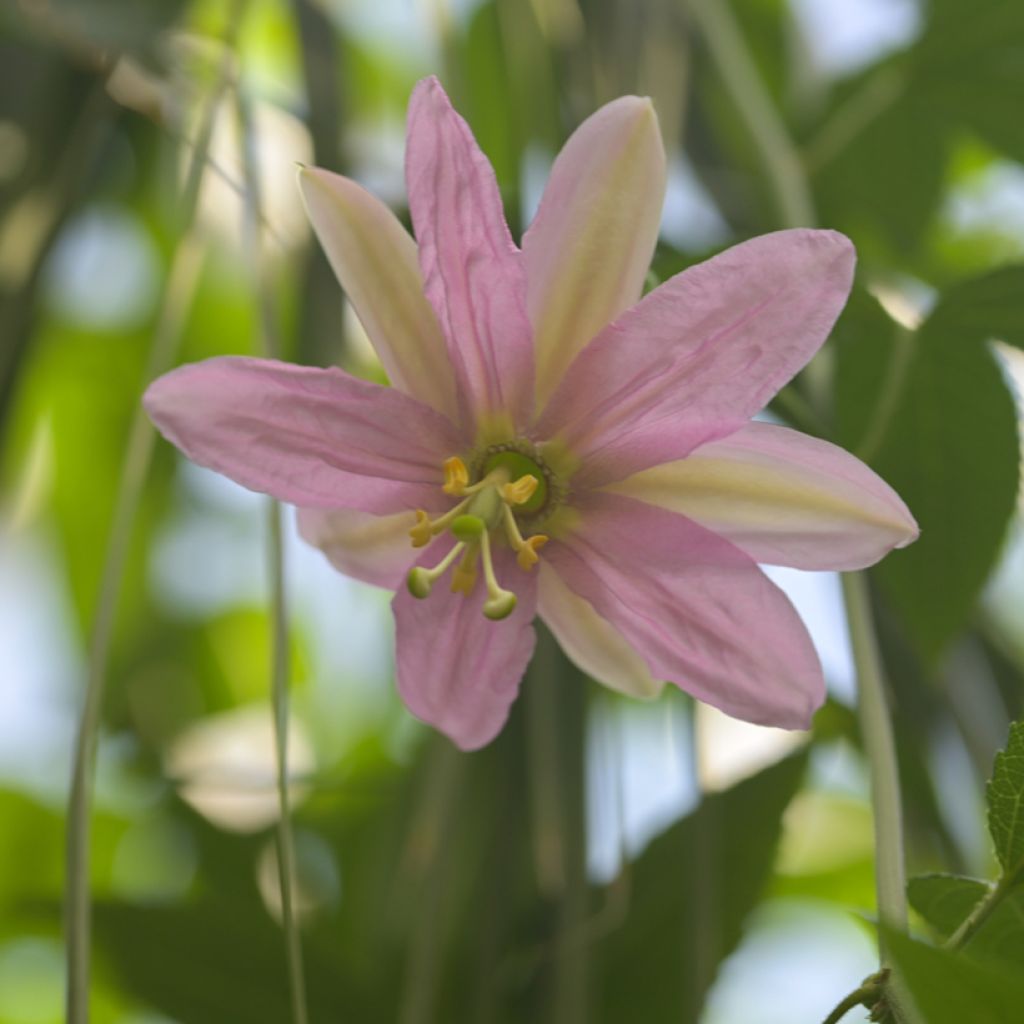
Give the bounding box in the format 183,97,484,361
266,502,309,1024
821,977,885,1024
687,0,816,229
236,80,310,1024
65,232,205,1024
64,9,241,1019
842,573,907,950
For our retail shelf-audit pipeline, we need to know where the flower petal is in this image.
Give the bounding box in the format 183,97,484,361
538,563,662,699
298,166,456,420
297,506,414,589
405,76,534,431
524,96,666,407
144,356,462,514
544,491,824,729
609,421,919,570
392,542,537,750
537,229,856,489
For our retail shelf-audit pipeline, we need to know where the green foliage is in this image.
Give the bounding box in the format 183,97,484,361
887,929,1024,1024
987,720,1024,882
834,273,1021,659
595,751,808,1021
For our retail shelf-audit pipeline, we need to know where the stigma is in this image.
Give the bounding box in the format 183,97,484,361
405,455,549,620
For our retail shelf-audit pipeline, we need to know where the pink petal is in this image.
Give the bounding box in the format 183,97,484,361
405,77,534,431
144,356,462,515
609,421,919,570
544,491,824,729
538,563,662,699
297,507,415,589
523,96,666,406
537,229,856,489
298,167,457,420
392,541,537,750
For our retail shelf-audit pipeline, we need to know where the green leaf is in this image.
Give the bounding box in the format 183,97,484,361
886,930,1024,1024
855,274,1021,658
595,750,808,1022
909,874,1024,967
987,720,1024,882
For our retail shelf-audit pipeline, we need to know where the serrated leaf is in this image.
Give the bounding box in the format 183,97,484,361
987,721,1024,882
886,930,1024,1024
909,873,1024,967
595,750,808,1022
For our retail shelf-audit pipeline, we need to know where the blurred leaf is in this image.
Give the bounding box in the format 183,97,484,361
913,0,1024,166
849,274,1021,659
886,929,1024,1024
909,873,1024,967
909,874,988,936
832,286,905,449
987,720,1024,881
813,84,948,257
595,750,808,1022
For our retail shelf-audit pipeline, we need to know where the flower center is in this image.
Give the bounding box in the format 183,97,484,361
405,445,556,621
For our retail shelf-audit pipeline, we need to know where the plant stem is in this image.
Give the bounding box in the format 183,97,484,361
64,10,240,1020
687,0,816,229
821,977,885,1024
689,3,915,1015
236,77,310,1024
841,573,907,947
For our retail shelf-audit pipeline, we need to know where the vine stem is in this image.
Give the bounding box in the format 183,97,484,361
236,79,310,1024
944,875,1011,953
842,574,907,945
64,6,242,1020
690,2,916,1019
821,977,886,1024
687,0,816,229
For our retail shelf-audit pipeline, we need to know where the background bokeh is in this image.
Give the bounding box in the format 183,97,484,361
1,0,1023,1021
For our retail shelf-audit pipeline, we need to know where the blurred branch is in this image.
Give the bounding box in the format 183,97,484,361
686,0,815,229
64,2,244,1018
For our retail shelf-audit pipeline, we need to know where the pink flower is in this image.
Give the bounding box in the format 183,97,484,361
145,77,918,750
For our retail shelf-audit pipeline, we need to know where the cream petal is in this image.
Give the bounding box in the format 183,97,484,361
296,507,414,590
298,166,456,421
608,421,919,571
524,96,666,407
538,563,663,699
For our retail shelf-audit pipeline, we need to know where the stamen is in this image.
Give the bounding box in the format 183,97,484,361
442,456,469,495
501,504,549,571
502,474,539,506
450,544,479,594
406,541,465,599
409,496,474,548
479,530,517,620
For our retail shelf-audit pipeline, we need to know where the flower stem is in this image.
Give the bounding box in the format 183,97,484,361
64,10,240,1019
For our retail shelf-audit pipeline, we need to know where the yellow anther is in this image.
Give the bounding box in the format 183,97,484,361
502,473,539,506
450,546,479,595
410,509,433,547
516,534,548,571
501,504,548,571
443,456,470,495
